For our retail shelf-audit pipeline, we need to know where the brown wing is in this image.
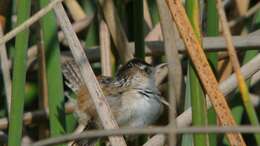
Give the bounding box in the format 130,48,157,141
76,76,121,121
62,60,122,123
62,61,122,145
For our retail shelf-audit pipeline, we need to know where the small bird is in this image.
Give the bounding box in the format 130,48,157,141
62,58,164,145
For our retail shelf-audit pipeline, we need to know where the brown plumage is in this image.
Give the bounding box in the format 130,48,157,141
62,58,164,145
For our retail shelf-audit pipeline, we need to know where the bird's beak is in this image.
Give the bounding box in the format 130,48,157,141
155,63,168,86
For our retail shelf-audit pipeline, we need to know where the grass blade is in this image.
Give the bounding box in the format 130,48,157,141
239,9,260,145
206,0,219,145
39,0,66,140
8,0,31,145
82,0,98,49
181,72,193,146
185,1,208,145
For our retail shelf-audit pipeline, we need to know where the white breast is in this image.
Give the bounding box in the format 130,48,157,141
116,90,163,128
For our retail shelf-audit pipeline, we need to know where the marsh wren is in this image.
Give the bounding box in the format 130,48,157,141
62,58,164,145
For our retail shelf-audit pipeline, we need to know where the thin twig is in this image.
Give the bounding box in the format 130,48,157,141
217,0,250,98
229,2,260,27
0,102,75,130
0,21,11,114
53,3,127,146
56,33,260,64
61,32,260,62
139,31,260,56
251,69,260,86
58,15,94,42
30,126,260,146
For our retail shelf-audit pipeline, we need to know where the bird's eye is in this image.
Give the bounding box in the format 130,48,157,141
144,67,150,73
127,62,133,68
141,66,151,74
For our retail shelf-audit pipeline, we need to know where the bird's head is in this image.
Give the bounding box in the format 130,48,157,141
115,58,156,89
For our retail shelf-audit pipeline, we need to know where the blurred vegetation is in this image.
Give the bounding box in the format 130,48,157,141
0,0,259,145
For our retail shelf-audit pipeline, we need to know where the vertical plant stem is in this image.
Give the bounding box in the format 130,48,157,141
99,19,112,76
39,0,66,140
241,9,260,145
242,11,260,68
234,0,249,16
8,0,31,146
206,1,218,70
186,0,208,146
98,0,133,63
64,0,86,21
134,0,144,59
206,0,219,146
216,0,260,145
156,0,183,145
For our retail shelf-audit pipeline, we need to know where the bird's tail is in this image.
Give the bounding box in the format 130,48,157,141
62,60,92,124
62,60,99,145
62,60,84,93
